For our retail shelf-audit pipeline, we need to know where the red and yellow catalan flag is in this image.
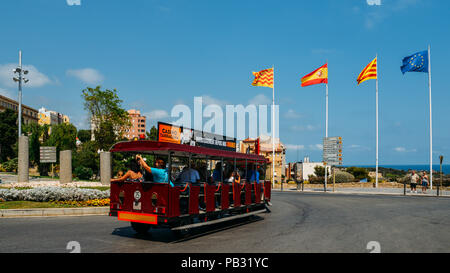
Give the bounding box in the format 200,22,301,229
301,64,328,87
357,57,377,85
252,68,274,88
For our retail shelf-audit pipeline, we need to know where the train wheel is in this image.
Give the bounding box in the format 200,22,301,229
130,222,151,234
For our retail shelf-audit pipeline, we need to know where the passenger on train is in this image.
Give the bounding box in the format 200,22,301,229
110,159,144,183
212,162,223,182
177,163,200,183
136,155,174,186
247,164,260,183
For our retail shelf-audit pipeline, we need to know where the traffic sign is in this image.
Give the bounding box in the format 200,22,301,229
40,146,57,163
323,137,343,166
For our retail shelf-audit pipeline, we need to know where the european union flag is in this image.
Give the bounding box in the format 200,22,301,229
401,50,429,74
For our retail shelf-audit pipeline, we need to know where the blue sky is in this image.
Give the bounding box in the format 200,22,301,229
0,0,449,165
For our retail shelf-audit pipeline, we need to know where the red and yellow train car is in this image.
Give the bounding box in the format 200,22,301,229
109,140,271,236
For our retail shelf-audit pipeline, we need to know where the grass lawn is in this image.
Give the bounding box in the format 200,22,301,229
0,201,82,209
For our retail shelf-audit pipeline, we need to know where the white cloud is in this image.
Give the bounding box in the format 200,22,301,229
290,124,319,132
309,144,323,151
0,88,15,99
144,109,169,120
201,95,229,106
284,109,302,119
0,63,52,88
286,144,305,151
66,68,104,85
249,94,271,105
349,144,371,151
367,0,381,6
394,147,417,153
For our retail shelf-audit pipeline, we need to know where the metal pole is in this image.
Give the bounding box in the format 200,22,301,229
333,167,336,192
428,45,433,190
272,65,275,189
18,50,23,137
376,54,379,188
324,82,328,192
439,155,443,197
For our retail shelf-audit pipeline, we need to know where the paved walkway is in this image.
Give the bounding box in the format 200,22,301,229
276,186,449,197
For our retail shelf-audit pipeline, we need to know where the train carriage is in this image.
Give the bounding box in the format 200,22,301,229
109,140,271,236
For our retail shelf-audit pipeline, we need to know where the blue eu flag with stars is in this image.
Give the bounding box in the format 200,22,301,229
401,50,429,74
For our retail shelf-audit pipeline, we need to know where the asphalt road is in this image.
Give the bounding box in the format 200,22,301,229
0,192,449,253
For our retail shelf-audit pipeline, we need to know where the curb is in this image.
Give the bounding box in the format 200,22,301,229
273,189,450,198
0,207,110,218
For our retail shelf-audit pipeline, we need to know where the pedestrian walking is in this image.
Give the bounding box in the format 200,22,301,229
410,170,419,193
421,172,429,194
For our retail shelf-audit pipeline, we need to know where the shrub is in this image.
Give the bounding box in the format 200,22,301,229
74,166,93,180
308,176,324,184
346,167,369,180
2,158,18,172
334,171,355,183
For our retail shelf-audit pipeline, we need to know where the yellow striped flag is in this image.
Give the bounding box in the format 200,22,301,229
357,57,377,85
252,68,274,88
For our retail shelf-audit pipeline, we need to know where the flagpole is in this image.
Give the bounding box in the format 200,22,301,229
376,54,379,188
428,45,433,190
324,77,328,192
272,65,275,189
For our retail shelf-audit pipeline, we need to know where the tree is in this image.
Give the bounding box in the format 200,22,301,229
73,141,99,178
47,123,77,162
0,109,18,162
146,126,158,141
77,129,91,143
23,123,42,166
314,166,325,177
82,86,130,151
346,167,369,180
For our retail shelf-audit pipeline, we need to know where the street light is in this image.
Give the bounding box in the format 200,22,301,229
12,50,30,137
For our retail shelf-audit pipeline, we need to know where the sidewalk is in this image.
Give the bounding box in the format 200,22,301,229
274,186,449,197
0,207,110,218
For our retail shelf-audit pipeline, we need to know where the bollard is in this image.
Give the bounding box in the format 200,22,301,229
404,181,407,196
60,150,72,184
100,152,111,185
18,136,29,183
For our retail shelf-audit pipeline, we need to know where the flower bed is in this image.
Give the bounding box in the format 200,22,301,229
0,187,110,202
50,198,110,207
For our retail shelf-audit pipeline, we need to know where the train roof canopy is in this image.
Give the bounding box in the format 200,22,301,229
110,140,268,163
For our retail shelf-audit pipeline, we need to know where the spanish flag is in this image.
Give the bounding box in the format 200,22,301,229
252,68,274,88
357,57,377,85
301,64,328,87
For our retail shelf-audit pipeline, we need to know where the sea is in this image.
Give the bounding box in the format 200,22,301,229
342,165,450,175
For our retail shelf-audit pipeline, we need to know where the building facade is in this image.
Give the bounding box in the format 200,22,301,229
124,109,146,140
239,135,286,183
38,107,70,126
91,109,147,141
0,94,38,124
297,156,331,181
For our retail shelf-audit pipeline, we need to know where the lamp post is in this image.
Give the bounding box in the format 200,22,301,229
13,50,30,137
438,155,443,196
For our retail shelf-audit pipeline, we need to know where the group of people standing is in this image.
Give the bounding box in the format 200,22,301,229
410,170,430,194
